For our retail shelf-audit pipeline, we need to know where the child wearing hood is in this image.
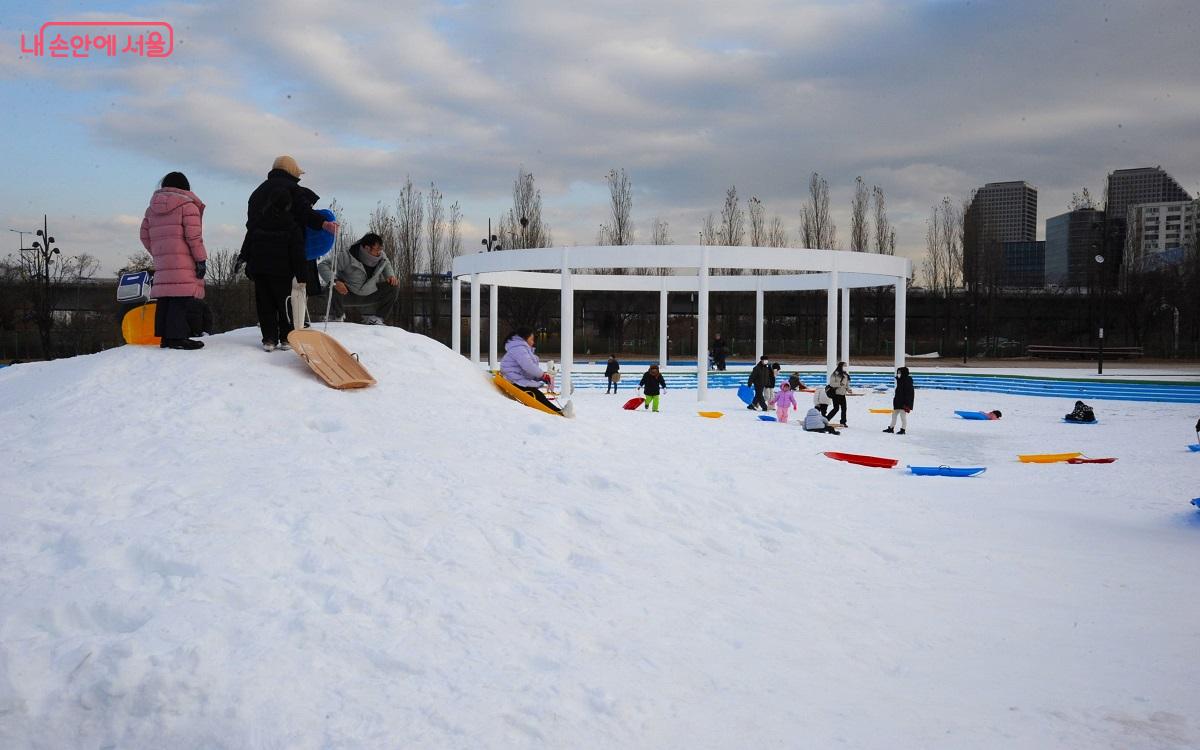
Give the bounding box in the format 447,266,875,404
768,382,799,423
638,364,667,412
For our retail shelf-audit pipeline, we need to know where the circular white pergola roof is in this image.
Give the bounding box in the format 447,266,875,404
451,245,911,400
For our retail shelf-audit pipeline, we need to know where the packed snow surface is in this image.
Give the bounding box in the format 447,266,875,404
1,325,1197,749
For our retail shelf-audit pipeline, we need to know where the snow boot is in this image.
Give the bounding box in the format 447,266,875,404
897,429,906,435
882,427,894,433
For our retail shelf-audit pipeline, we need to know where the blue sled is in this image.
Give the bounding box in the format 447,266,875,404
1192,498,1200,510
1187,444,1200,452
954,410,990,420
304,208,337,260
737,385,755,405
1063,418,1098,424
908,465,987,477
758,415,777,422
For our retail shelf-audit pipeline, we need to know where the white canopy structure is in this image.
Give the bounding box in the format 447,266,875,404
451,245,912,401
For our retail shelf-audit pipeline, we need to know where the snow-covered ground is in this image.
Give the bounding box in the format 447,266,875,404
1,325,1197,749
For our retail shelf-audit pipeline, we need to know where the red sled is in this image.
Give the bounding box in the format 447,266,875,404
623,397,645,410
823,451,899,469
1066,457,1117,464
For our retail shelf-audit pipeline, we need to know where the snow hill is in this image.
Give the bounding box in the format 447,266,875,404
1,325,1197,749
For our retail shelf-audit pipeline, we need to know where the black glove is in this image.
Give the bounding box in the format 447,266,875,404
195,260,206,279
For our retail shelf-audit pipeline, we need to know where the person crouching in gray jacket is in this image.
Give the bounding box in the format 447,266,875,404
317,232,398,324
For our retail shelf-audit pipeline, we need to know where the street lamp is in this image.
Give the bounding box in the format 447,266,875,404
7,227,35,251
1094,253,1105,375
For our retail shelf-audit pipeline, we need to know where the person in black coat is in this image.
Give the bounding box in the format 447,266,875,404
883,366,915,434
604,355,620,394
746,356,770,411
239,155,337,351
638,364,667,412
711,333,728,370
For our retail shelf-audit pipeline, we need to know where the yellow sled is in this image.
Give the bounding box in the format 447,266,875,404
868,408,894,414
121,303,160,346
697,411,724,419
1017,452,1082,464
286,329,376,389
493,372,564,417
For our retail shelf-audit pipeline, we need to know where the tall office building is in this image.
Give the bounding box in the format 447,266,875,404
1000,241,1045,288
963,181,1038,290
1126,199,1198,271
1104,167,1191,273
1045,208,1105,289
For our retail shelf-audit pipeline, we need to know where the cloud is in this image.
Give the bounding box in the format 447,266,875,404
5,0,1199,274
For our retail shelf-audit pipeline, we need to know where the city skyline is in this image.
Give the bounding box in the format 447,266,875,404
2,0,1198,275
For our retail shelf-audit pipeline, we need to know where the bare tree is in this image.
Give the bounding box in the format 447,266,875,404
500,170,554,331
767,216,788,248
118,251,154,274
1069,187,1097,211
395,178,424,328
872,185,895,255
849,176,870,252
921,197,963,295
800,172,838,249
651,217,671,246
426,183,446,336
600,168,634,247
701,211,718,246
447,201,463,259
504,167,552,250
717,185,745,247
748,197,766,247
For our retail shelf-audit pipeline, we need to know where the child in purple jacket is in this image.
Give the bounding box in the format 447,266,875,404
768,382,799,423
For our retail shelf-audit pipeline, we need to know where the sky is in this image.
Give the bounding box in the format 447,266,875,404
1,0,1198,275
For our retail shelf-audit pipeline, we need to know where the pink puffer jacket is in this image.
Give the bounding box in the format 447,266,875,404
140,187,207,299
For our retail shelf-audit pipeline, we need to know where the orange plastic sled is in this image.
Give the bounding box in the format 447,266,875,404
121,303,160,346
1017,452,1082,464
493,372,564,417
286,329,376,389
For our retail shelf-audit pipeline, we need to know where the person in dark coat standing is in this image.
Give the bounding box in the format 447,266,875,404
240,155,337,351
883,366,914,434
826,361,852,427
638,364,667,412
711,333,728,371
746,356,771,411
604,355,620,394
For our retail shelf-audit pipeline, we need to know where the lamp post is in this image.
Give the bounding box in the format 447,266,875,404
480,218,500,252
1094,253,1105,375
7,227,35,251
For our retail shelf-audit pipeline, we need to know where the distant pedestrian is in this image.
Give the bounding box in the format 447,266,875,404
768,382,799,423
882,366,914,435
140,171,207,350
605,355,621,394
764,362,782,404
712,333,728,370
826,361,852,427
638,364,667,412
746,356,771,411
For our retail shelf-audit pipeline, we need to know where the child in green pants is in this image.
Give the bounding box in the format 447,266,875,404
638,364,667,412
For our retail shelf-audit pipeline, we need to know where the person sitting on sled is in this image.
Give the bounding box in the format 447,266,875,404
768,382,799,423
803,406,840,435
985,409,1002,420
1064,400,1095,423
499,326,563,414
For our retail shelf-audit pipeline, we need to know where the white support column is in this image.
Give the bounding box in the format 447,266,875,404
825,270,839,376
451,276,461,355
470,273,481,365
840,287,851,367
560,250,574,396
697,246,710,402
659,282,668,368
488,284,499,370
894,278,907,369
755,281,765,361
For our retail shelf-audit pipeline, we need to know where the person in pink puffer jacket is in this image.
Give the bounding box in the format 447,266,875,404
140,172,208,350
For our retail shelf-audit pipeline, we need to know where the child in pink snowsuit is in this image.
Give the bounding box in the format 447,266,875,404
768,382,799,423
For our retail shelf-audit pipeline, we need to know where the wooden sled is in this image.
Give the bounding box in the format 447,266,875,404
493,372,564,417
286,329,376,389
121,303,160,346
